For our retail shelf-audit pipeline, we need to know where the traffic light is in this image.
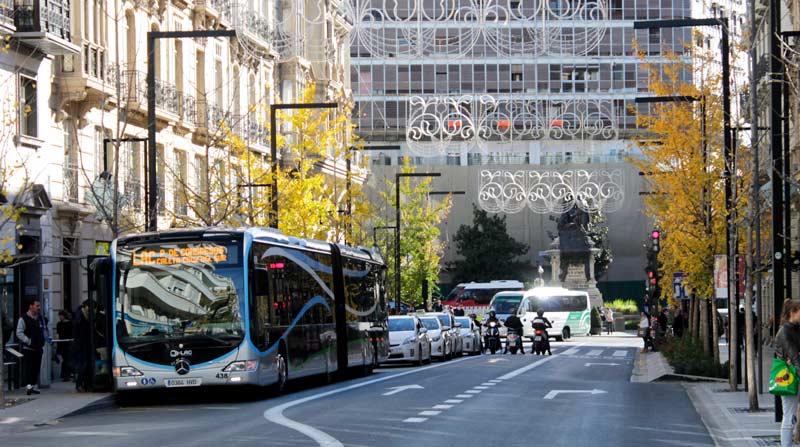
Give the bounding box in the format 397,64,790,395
648,270,657,286
651,229,661,252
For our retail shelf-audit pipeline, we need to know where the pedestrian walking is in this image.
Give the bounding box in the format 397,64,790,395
604,307,614,334
774,299,800,447
56,310,73,381
15,299,45,395
71,300,92,392
650,314,660,351
639,312,651,353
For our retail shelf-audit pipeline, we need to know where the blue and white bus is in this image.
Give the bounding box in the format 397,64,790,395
111,227,388,392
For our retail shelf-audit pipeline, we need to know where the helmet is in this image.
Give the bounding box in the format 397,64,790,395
536,309,544,317
489,310,496,318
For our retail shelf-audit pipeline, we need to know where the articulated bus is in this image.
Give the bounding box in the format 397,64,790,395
110,227,388,392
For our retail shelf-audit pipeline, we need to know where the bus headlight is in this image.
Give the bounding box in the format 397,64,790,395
223,360,259,372
113,366,144,378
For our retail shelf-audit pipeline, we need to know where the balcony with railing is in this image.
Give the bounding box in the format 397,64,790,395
196,0,274,51
0,0,13,33
13,0,78,55
57,41,114,103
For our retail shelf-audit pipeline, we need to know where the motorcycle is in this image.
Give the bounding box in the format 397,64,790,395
532,328,549,355
484,321,501,354
505,328,523,354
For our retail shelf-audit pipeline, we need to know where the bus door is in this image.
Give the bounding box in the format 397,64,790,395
87,256,113,391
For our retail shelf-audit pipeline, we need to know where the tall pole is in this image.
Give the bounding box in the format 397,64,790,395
395,178,400,313
750,0,763,390
146,33,157,232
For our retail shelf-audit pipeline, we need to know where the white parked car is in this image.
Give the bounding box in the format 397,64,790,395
420,316,452,361
455,316,482,355
427,312,463,357
386,315,432,366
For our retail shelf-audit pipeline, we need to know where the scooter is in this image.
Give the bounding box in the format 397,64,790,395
485,321,501,354
532,328,550,355
505,328,522,354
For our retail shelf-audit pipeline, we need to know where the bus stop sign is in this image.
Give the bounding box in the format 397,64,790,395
673,272,688,299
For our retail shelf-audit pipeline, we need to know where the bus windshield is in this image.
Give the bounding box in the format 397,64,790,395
115,240,245,351
490,295,523,314
528,295,588,313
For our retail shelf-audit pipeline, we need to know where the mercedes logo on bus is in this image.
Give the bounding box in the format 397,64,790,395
175,359,191,375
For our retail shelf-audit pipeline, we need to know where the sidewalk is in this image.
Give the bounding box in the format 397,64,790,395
633,348,781,447
0,380,112,433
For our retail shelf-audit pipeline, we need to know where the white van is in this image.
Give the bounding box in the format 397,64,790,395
485,291,526,337
517,287,591,341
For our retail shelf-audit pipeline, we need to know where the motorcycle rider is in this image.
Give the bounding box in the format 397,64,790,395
484,311,501,353
531,309,553,355
503,313,525,354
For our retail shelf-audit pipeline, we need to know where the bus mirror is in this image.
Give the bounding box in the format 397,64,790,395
254,268,269,296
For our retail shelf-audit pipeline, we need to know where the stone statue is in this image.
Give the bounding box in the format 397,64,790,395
555,205,591,282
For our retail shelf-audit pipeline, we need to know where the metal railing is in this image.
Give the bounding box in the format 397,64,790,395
124,180,142,211
0,0,14,24
14,0,71,40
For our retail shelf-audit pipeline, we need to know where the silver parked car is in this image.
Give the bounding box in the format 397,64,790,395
420,316,452,361
455,316,482,355
386,315,432,366
428,312,463,357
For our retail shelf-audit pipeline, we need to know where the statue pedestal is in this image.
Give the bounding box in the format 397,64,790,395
545,247,604,309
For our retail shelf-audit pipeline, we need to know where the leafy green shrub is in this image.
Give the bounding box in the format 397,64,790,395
660,336,727,378
590,307,602,334
604,299,639,314
625,319,640,330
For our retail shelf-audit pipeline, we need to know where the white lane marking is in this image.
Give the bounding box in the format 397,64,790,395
586,350,603,357
489,379,502,383
561,347,580,356
613,350,628,357
481,382,497,386
543,389,607,400
465,390,482,394
263,355,475,447
382,384,424,396
496,354,557,380
0,417,22,424
403,417,428,423
201,406,240,410
474,386,489,390
419,410,441,416
432,405,453,410
455,394,473,398
63,431,128,437
444,399,463,404
585,362,620,367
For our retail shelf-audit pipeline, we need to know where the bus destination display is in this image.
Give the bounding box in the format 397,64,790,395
133,245,228,266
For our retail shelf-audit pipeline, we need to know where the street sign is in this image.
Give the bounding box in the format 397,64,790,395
382,384,424,396
673,272,688,299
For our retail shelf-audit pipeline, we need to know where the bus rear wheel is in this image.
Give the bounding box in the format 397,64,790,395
563,327,571,340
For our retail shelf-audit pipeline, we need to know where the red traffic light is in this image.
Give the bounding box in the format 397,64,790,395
650,278,657,285
651,230,661,239
648,271,655,279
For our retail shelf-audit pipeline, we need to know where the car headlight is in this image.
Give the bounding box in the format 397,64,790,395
431,335,441,342
223,360,259,372
113,366,143,378
403,336,417,345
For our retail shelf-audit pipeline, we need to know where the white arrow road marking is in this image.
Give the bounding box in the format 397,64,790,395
584,363,621,367
543,389,607,400
487,358,509,363
382,384,424,396
264,355,474,447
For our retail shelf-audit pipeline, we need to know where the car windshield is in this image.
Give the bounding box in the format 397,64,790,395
443,286,463,302
491,295,523,314
456,318,471,328
529,295,588,312
389,318,415,332
421,318,440,331
435,314,451,328
115,239,245,350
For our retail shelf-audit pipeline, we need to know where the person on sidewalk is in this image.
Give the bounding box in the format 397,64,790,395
15,299,45,395
56,310,73,381
673,309,687,338
639,312,651,353
71,300,92,392
604,307,614,334
775,298,800,447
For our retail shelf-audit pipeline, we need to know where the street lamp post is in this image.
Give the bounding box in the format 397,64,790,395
147,30,237,232
269,103,338,229
395,172,441,313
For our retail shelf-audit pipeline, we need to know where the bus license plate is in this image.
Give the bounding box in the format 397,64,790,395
165,378,202,388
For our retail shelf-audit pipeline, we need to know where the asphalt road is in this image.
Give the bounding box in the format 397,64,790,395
2,338,715,447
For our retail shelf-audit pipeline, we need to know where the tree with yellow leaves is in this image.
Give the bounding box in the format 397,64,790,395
632,49,749,367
